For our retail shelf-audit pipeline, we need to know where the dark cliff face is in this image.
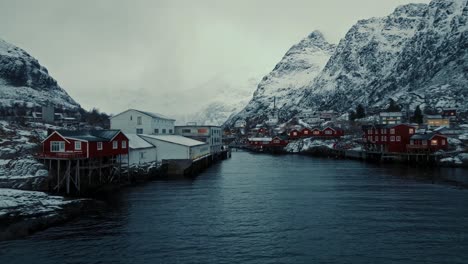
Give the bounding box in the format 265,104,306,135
0,39,80,109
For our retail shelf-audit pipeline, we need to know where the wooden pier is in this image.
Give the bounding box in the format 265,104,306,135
37,153,128,195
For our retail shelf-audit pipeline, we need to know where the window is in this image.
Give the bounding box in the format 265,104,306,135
422,140,427,145
162,129,167,134
325,130,332,135
390,136,395,142
136,128,143,134
442,140,446,145
182,129,191,133
375,136,378,141
293,132,297,136
410,140,414,145
51,141,65,152
169,129,173,134
137,116,142,125
154,129,159,134
75,141,81,150
140,152,145,159
130,115,133,120
113,141,118,149
368,129,373,135
396,136,401,142
409,128,414,134
368,136,372,141
97,142,103,150
390,129,395,134
431,140,438,146
382,136,386,141
314,131,320,135
122,141,127,149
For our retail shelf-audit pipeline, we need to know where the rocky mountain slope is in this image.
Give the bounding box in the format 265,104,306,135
228,0,468,127
226,31,336,126
301,0,468,113
0,38,80,110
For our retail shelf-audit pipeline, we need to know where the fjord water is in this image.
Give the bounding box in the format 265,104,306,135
1,152,468,264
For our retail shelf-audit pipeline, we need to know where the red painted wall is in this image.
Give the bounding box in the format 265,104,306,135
42,131,128,159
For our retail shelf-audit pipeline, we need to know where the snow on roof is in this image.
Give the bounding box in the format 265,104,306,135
140,134,206,147
248,138,273,142
124,134,155,149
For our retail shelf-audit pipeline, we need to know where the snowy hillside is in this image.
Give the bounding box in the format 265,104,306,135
0,38,80,110
300,0,468,113
226,31,336,126
227,0,468,127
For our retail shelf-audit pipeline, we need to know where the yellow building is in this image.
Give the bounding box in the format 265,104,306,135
425,115,450,128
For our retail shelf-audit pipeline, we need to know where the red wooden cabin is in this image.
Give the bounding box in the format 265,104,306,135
301,128,312,137
41,130,129,159
363,124,416,153
289,129,301,139
270,136,289,147
311,128,321,136
322,127,344,138
408,133,448,152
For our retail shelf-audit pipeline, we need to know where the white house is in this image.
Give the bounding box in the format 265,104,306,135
124,134,157,165
111,109,176,135
139,134,210,161
174,125,223,154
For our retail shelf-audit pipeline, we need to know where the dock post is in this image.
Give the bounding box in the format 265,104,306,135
57,160,61,193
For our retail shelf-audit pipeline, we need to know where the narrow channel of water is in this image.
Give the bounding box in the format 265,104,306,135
1,151,467,264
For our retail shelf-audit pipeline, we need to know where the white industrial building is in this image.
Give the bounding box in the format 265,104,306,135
175,125,223,154
139,134,210,161
124,134,157,165
111,109,176,135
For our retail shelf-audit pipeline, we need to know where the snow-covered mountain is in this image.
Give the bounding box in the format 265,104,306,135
175,75,259,126
228,0,468,127
226,31,336,126
300,0,468,113
0,38,80,110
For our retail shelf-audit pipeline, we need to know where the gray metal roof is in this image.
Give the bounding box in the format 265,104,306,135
410,133,439,140
56,130,122,142
136,110,175,121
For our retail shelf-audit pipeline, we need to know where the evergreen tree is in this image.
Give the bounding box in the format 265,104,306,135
386,99,401,112
412,105,423,124
349,110,356,121
355,104,366,119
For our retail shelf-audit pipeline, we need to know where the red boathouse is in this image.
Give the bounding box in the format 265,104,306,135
39,130,129,194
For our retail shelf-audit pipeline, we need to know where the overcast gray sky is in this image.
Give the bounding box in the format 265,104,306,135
0,0,429,116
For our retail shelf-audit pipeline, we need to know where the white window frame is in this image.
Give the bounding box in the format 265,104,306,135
122,141,127,149
431,140,438,146
396,136,401,142
390,129,395,135
97,142,103,151
113,141,118,149
51,141,65,152
75,141,82,151
390,136,395,142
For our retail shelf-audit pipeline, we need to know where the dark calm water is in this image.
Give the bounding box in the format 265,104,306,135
1,151,468,264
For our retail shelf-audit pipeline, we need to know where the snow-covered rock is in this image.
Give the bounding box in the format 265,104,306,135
0,38,80,109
